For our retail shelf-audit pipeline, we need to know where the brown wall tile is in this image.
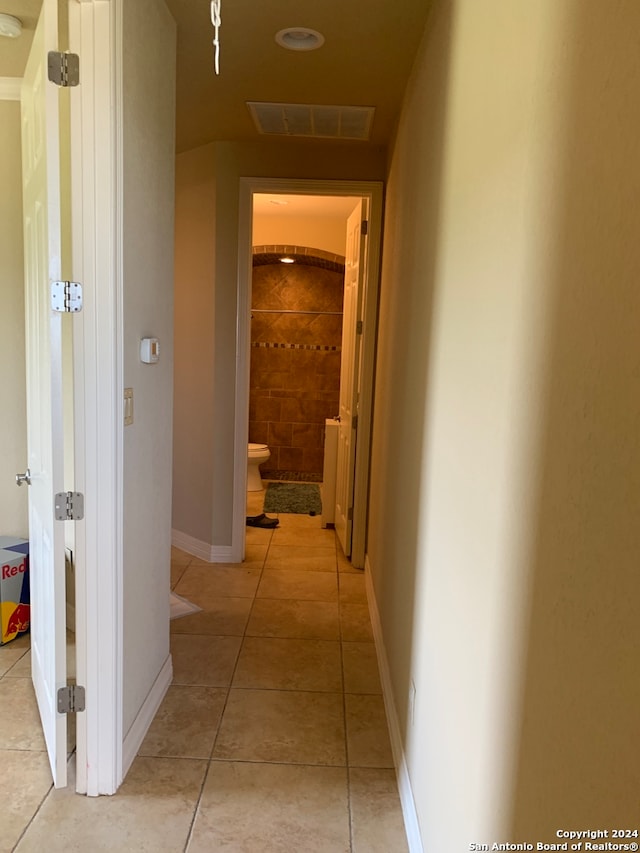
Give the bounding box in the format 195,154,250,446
250,259,344,479
268,421,293,448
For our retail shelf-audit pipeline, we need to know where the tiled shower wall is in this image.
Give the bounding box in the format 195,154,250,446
249,247,345,480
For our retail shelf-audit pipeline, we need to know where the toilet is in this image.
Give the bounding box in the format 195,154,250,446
247,443,270,491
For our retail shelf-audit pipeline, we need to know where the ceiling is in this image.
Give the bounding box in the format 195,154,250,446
253,194,360,220
3,0,433,153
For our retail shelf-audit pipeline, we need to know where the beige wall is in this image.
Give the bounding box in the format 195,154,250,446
172,140,385,549
0,100,28,538
369,0,640,845
172,144,217,543
121,0,176,734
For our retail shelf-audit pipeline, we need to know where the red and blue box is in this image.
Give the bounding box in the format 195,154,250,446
0,537,30,645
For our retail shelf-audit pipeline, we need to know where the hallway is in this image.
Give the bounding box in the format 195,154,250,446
0,495,408,852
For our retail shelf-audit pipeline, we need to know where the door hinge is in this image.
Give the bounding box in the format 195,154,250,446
361,220,368,236
347,507,354,521
48,51,80,87
352,415,358,431
57,684,85,714
54,492,85,521
51,281,83,313
356,319,363,335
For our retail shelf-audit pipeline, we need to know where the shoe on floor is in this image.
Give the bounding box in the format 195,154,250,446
246,513,279,529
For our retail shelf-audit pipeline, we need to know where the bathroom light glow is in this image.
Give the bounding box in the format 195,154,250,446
280,257,295,264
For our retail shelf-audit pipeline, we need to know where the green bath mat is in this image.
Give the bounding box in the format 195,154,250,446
263,482,322,515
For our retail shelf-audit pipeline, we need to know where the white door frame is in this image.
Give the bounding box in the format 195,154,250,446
69,0,123,796
234,178,383,567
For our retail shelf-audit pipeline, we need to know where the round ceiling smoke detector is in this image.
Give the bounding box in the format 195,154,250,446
275,27,324,52
0,13,22,38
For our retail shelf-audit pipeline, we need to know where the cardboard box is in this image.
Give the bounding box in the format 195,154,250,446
0,537,30,645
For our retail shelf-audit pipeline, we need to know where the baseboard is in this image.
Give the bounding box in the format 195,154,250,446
365,556,424,853
210,545,234,561
171,529,233,563
122,653,173,779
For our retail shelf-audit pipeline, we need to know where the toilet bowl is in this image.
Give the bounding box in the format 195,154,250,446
247,443,270,491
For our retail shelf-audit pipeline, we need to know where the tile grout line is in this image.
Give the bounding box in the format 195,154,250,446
181,527,272,853
335,535,356,853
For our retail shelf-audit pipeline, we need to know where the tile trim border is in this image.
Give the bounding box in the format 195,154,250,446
251,342,341,351
365,555,424,853
122,653,173,778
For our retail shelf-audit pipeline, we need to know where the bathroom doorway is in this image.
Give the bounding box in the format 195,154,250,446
233,178,383,568
248,193,357,481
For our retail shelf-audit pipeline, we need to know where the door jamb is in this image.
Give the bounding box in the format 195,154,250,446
69,0,123,796
234,178,383,567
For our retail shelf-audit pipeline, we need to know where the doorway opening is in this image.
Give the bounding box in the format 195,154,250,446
233,179,383,568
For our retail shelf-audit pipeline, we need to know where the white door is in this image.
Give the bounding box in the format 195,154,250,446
335,199,368,556
21,0,69,788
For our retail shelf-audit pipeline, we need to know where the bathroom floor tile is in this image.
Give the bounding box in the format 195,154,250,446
170,634,241,687
175,564,261,599
349,768,409,853
138,685,227,759
265,544,337,573
170,595,252,636
340,603,374,642
0,678,46,751
233,637,342,692
246,599,340,640
342,642,382,694
345,695,394,768
188,761,350,853
213,689,346,766
15,756,207,853
257,570,338,602
0,751,52,853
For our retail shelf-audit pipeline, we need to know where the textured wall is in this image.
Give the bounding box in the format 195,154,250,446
250,252,344,479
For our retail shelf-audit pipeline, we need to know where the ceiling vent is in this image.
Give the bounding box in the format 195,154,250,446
247,102,374,141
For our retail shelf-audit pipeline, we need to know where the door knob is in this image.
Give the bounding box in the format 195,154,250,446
16,469,31,487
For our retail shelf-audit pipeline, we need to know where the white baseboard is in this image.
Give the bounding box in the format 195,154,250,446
171,529,233,563
365,556,424,853
122,654,173,779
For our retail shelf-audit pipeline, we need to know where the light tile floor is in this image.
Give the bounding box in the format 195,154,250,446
0,490,408,852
